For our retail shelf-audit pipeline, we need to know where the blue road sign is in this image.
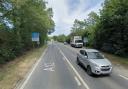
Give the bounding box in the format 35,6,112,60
32,32,39,41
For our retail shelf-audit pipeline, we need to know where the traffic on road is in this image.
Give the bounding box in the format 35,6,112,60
18,42,128,89
1,0,128,89
77,49,112,75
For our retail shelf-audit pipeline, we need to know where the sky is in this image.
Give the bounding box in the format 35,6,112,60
46,0,104,36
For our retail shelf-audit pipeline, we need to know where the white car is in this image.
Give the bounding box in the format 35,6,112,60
77,49,112,76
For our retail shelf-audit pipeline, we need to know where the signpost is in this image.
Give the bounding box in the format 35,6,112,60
83,37,88,47
32,32,40,47
83,37,88,43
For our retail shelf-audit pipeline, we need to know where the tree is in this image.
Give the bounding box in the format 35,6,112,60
94,0,128,56
70,12,99,46
0,0,55,63
53,34,66,42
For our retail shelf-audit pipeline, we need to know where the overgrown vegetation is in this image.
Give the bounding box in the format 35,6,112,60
94,0,128,56
0,0,54,63
0,45,46,89
65,0,128,56
53,34,67,42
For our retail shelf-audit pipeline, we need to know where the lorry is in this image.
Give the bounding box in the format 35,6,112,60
70,36,83,48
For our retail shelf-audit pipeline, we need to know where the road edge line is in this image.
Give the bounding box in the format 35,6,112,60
19,48,47,89
74,76,82,86
119,74,128,80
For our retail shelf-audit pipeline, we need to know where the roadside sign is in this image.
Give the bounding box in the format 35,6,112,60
32,32,39,41
83,37,88,43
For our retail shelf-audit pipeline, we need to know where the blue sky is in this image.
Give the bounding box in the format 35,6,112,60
46,0,104,36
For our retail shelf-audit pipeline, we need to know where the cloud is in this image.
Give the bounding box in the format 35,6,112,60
46,0,104,36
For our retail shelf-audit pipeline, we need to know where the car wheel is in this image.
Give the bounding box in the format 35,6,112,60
87,66,93,76
74,45,77,48
77,57,80,65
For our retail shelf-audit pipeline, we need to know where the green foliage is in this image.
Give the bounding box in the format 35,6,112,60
94,0,128,56
0,0,54,64
70,0,128,56
53,34,66,42
70,11,99,46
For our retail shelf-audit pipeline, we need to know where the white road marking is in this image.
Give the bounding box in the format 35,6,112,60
43,62,55,72
44,62,55,67
43,67,55,71
58,47,90,89
119,74,128,80
19,49,47,89
74,76,81,86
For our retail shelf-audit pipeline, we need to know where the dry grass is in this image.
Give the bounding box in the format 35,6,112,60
0,45,46,89
103,52,128,67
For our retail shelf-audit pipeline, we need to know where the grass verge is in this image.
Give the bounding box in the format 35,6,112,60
0,45,47,89
103,52,128,67
85,46,128,68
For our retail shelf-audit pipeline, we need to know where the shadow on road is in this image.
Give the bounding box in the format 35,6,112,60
77,62,110,78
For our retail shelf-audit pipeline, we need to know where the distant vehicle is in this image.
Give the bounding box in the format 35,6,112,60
64,42,67,45
70,36,83,48
77,49,112,76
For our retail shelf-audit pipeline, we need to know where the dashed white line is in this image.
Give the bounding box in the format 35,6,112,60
119,75,128,80
58,47,90,89
74,76,81,86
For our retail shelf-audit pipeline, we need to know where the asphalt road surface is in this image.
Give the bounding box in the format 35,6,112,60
19,42,128,89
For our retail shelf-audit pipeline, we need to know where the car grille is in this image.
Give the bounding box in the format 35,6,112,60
101,65,110,71
76,44,82,47
101,66,109,67
101,68,110,71
77,44,82,46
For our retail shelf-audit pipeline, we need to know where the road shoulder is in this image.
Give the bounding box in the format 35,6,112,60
0,46,47,89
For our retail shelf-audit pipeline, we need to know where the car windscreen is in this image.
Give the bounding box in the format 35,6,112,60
75,40,83,43
87,52,104,59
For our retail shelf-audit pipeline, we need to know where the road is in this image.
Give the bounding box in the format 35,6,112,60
19,42,128,89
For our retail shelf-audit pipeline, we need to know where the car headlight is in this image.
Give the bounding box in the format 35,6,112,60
94,64,100,68
109,65,112,68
